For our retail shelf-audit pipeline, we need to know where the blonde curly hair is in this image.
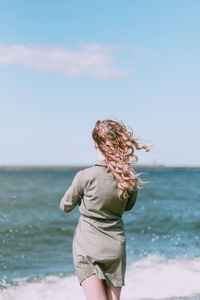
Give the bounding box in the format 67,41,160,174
92,119,150,199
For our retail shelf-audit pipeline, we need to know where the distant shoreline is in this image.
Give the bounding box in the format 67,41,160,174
0,165,200,171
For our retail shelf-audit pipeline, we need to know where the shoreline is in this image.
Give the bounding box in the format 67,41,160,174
0,165,200,171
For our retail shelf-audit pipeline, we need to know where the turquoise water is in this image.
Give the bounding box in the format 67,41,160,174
0,168,200,299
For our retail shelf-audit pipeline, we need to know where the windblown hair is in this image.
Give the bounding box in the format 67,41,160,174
92,119,150,199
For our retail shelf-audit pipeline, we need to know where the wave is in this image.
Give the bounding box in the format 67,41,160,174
1,254,200,300
123,254,200,300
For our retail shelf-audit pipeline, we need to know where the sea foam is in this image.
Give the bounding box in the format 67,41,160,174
1,254,200,300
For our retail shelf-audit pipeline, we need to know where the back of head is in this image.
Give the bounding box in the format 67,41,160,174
92,119,150,198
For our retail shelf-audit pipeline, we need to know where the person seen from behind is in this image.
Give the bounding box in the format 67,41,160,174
60,119,150,300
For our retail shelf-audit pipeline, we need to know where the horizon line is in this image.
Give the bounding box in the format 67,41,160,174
0,164,200,171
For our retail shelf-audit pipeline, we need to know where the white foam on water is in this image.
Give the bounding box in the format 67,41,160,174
1,254,200,300
0,275,83,300
122,254,200,300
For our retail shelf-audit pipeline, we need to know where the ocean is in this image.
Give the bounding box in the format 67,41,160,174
0,167,200,300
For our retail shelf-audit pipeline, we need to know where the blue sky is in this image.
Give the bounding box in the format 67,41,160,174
0,0,199,166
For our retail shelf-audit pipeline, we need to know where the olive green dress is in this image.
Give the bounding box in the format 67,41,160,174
60,159,137,287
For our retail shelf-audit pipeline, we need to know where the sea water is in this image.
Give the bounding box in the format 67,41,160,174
0,168,200,300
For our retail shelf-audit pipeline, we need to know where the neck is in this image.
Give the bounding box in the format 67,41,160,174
97,148,106,160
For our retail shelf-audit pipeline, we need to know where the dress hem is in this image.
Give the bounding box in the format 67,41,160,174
78,269,125,287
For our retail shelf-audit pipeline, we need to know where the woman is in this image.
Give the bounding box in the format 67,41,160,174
60,119,149,300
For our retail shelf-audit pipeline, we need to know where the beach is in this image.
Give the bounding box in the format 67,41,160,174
0,167,200,299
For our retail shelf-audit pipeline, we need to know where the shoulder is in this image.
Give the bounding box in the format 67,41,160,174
76,165,98,181
75,164,107,185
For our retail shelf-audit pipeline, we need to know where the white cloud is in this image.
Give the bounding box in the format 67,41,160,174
0,43,132,78
132,46,156,58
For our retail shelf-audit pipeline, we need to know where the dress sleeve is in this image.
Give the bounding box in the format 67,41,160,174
60,171,84,213
124,187,138,211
